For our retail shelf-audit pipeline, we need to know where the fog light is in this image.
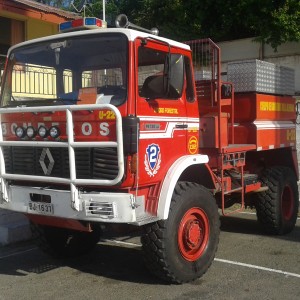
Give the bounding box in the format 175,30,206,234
26,126,37,138
15,126,25,138
49,126,60,139
38,126,48,138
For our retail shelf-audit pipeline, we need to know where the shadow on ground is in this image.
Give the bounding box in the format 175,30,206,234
220,214,300,243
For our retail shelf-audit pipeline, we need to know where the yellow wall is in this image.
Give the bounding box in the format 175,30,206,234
0,10,59,42
27,19,58,40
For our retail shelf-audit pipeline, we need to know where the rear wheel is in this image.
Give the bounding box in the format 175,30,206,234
141,182,220,283
255,166,299,235
30,222,101,258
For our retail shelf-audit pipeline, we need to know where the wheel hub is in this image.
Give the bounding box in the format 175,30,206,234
178,207,209,261
185,220,202,248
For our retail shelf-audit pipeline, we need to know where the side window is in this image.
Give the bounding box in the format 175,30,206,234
138,47,166,99
138,46,184,100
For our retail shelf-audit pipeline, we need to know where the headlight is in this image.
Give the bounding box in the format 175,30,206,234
38,126,48,138
15,126,25,138
26,126,37,138
49,126,60,139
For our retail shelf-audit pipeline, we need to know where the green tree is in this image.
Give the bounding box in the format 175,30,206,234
256,0,300,49
33,0,300,49
134,0,300,49
35,0,67,7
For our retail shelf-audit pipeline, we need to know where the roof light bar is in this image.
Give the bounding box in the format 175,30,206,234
59,17,107,33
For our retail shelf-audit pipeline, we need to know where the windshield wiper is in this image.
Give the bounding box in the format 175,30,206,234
1,95,79,108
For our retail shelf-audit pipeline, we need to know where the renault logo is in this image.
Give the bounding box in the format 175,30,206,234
39,148,55,175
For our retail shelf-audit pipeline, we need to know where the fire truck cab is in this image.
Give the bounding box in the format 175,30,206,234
0,16,298,284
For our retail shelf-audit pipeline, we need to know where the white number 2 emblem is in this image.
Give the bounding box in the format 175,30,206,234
144,144,161,177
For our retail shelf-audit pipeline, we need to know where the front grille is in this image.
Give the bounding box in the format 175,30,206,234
2,146,119,180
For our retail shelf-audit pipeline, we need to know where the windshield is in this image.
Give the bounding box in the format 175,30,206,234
0,33,128,107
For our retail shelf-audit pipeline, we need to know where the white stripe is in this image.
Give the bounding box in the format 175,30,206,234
0,247,37,259
269,145,274,149
140,122,177,139
102,239,141,247
280,144,285,147
215,258,300,278
139,116,199,122
257,146,263,151
103,239,300,278
187,122,200,128
140,121,199,139
254,121,295,130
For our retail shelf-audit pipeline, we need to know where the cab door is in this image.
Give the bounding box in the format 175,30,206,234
134,38,188,186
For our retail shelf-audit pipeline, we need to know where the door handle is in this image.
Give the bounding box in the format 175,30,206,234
175,124,188,129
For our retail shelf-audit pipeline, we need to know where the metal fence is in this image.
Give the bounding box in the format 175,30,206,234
0,59,122,97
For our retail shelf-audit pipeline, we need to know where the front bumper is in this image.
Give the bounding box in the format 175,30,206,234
0,185,154,225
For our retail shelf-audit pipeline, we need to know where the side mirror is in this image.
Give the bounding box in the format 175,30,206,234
140,75,166,99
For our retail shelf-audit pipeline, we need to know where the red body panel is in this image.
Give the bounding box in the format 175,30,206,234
233,93,295,122
232,93,296,150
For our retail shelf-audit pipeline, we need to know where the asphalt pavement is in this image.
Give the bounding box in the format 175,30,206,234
0,212,299,300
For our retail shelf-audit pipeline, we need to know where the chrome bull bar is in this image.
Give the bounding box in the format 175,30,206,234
0,104,124,211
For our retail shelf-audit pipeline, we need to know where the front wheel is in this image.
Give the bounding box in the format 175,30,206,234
255,166,299,235
141,182,220,283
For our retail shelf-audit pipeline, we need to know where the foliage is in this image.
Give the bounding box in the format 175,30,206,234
35,0,69,7
33,0,300,49
257,0,300,49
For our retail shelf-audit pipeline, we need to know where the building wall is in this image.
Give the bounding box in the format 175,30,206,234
27,18,58,39
1,10,58,41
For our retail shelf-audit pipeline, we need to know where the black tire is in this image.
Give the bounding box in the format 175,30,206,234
255,166,299,235
30,222,101,258
141,181,220,284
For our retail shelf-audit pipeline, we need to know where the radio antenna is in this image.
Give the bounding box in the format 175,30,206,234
70,0,93,18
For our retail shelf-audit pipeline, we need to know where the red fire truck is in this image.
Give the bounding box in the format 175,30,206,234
0,15,298,283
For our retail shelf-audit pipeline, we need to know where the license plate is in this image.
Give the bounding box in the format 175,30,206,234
28,201,54,215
